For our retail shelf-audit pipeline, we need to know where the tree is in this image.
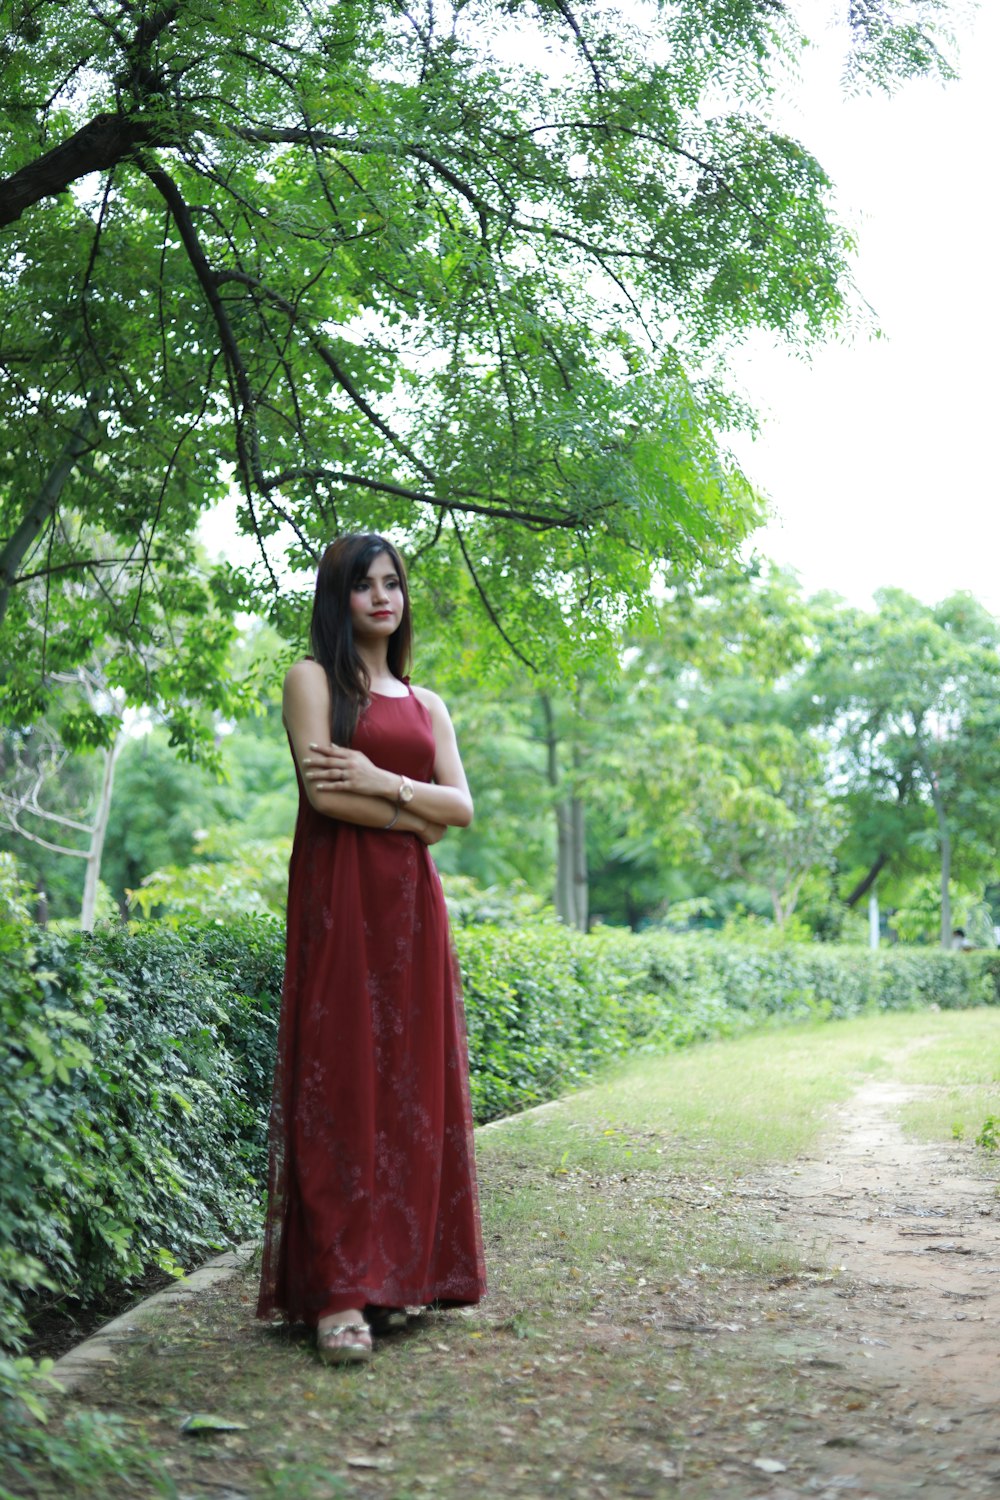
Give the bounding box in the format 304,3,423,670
684,719,842,930
425,558,833,929
800,589,1000,947
0,0,962,711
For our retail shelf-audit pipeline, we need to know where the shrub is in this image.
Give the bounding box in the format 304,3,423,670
0,889,271,1351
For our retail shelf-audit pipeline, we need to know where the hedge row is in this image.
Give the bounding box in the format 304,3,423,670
2,875,998,1350
460,923,1000,1117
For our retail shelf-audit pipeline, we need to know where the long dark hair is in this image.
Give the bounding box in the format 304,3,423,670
310,533,413,746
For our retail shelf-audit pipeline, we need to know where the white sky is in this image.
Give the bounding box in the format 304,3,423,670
730,2,1000,614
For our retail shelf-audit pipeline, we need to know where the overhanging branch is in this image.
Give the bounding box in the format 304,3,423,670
0,403,103,628
0,113,160,228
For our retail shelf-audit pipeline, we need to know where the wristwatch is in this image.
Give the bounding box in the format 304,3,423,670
397,775,415,806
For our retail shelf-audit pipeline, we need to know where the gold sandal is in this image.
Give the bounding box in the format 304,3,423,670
316,1319,373,1366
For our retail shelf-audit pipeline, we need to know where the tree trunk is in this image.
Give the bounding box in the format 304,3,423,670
79,734,122,931
920,750,952,949
570,790,587,932
554,798,575,926
939,823,952,950
540,693,588,930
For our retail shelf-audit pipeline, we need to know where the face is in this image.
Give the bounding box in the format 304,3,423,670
349,551,405,640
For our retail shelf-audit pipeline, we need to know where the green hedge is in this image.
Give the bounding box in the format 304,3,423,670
460,925,1000,1117
2,868,997,1350
0,912,280,1352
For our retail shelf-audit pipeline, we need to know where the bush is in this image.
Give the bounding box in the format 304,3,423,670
0,881,275,1352
2,868,997,1349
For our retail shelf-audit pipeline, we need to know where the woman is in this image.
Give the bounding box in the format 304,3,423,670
256,533,487,1364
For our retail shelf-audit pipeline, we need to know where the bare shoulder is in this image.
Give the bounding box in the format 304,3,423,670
284,658,326,690
411,683,450,718
283,658,329,710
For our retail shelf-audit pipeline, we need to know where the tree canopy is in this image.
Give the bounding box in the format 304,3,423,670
799,588,1000,945
0,0,963,721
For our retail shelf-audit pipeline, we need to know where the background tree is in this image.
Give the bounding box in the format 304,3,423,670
798,589,1000,946
0,662,125,929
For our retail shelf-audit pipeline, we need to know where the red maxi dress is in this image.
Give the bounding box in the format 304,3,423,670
256,687,487,1325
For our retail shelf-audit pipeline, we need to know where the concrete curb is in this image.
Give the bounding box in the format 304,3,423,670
50,1242,258,1395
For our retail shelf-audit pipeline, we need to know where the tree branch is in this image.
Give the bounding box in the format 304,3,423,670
142,162,265,501
215,268,437,482
0,112,160,228
264,466,576,529
0,402,103,627
451,516,536,671
844,850,889,908
0,801,91,858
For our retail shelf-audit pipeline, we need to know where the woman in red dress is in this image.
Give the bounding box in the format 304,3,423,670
256,533,487,1364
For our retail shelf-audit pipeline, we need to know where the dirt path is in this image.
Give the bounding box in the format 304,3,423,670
744,1057,1000,1498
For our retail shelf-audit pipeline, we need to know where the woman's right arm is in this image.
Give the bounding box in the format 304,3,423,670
282,661,430,833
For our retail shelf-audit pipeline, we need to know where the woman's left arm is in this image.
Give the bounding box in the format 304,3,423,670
304,688,473,828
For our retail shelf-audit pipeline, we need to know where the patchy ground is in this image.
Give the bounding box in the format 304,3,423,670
755,1069,1000,1498
9,1025,1000,1500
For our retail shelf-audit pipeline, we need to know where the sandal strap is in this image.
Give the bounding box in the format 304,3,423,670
318,1321,371,1342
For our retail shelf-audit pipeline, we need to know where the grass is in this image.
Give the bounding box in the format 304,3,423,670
8,1005,1000,1498
478,1010,956,1178
864,1005,1000,1146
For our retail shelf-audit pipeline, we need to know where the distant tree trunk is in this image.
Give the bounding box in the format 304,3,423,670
920,750,952,949
80,736,122,931
540,693,588,931
1,722,123,931
938,820,952,949
567,792,588,931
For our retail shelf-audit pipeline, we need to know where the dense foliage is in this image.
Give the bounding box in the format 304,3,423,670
432,572,1000,939
2,870,996,1351
0,0,963,714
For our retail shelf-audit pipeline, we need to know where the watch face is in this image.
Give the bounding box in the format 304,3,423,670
400,778,414,803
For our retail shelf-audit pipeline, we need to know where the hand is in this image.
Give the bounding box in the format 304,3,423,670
418,821,447,846
302,743,393,799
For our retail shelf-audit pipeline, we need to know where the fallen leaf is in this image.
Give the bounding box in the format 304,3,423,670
752,1457,788,1474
